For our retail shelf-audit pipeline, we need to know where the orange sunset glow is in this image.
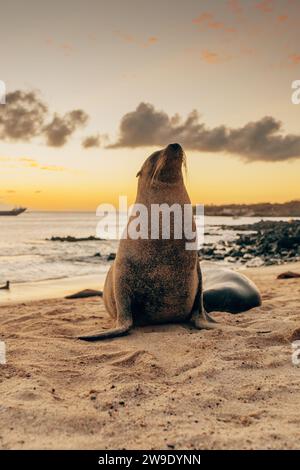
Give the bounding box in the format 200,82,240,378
1,0,300,211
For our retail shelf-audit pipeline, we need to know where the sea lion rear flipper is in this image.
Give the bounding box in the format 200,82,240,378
78,324,131,341
78,278,133,341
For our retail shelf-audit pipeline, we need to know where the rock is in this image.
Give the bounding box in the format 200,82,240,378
214,254,224,260
266,258,282,265
107,253,116,261
277,271,300,279
225,257,236,263
200,246,214,256
228,248,243,258
48,235,102,242
245,257,264,268
223,220,300,266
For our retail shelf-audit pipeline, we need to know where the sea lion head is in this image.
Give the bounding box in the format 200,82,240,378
136,143,186,186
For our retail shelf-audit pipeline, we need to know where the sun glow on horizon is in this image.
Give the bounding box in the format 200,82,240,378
1,0,300,210
1,149,300,211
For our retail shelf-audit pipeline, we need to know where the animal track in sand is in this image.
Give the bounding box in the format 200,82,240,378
246,333,289,347
14,390,39,401
110,349,157,368
73,350,135,365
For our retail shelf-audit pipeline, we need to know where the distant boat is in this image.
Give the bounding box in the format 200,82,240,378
0,207,27,216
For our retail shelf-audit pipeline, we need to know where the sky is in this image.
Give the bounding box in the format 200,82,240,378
0,0,300,211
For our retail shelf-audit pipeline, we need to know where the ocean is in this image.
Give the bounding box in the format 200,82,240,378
0,211,295,287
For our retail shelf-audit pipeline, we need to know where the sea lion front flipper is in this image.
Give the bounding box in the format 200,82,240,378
191,262,219,330
192,312,219,330
203,311,217,323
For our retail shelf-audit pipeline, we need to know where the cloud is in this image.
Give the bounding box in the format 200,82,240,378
240,47,256,57
39,165,66,171
19,157,37,164
45,38,74,56
0,90,47,141
60,42,73,56
192,12,214,24
19,157,39,168
115,31,158,48
115,31,135,43
16,157,67,172
82,134,101,148
227,0,243,15
255,0,274,13
277,15,288,23
0,156,70,172
43,110,88,147
0,90,89,147
148,36,158,45
201,49,232,64
289,54,300,66
108,102,300,162
192,11,236,33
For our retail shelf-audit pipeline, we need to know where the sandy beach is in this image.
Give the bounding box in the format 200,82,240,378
0,262,300,450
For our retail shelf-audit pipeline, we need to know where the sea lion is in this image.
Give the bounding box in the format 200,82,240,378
65,289,103,299
277,271,300,280
79,143,261,341
202,262,261,314
0,281,10,290
79,143,215,341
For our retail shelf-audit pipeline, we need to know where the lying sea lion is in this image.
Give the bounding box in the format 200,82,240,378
202,262,261,314
0,281,10,290
277,271,300,280
65,289,103,299
79,143,261,341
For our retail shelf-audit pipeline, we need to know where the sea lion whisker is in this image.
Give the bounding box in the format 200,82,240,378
150,151,167,185
182,150,187,179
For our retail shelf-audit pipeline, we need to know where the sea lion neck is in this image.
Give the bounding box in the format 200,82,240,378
135,176,187,206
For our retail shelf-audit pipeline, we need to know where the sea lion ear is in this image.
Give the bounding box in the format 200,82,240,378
136,169,141,177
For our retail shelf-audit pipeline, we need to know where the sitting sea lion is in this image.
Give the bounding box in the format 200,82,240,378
79,143,261,341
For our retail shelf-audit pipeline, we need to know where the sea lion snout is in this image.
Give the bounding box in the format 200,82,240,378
136,144,185,185
165,143,183,159
168,143,182,152
158,143,185,183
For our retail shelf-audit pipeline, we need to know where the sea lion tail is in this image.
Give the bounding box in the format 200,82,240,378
78,325,131,342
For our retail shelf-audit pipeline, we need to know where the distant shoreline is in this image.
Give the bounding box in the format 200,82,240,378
201,200,300,217
3,200,300,216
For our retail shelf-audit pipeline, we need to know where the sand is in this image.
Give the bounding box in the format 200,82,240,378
0,262,300,450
